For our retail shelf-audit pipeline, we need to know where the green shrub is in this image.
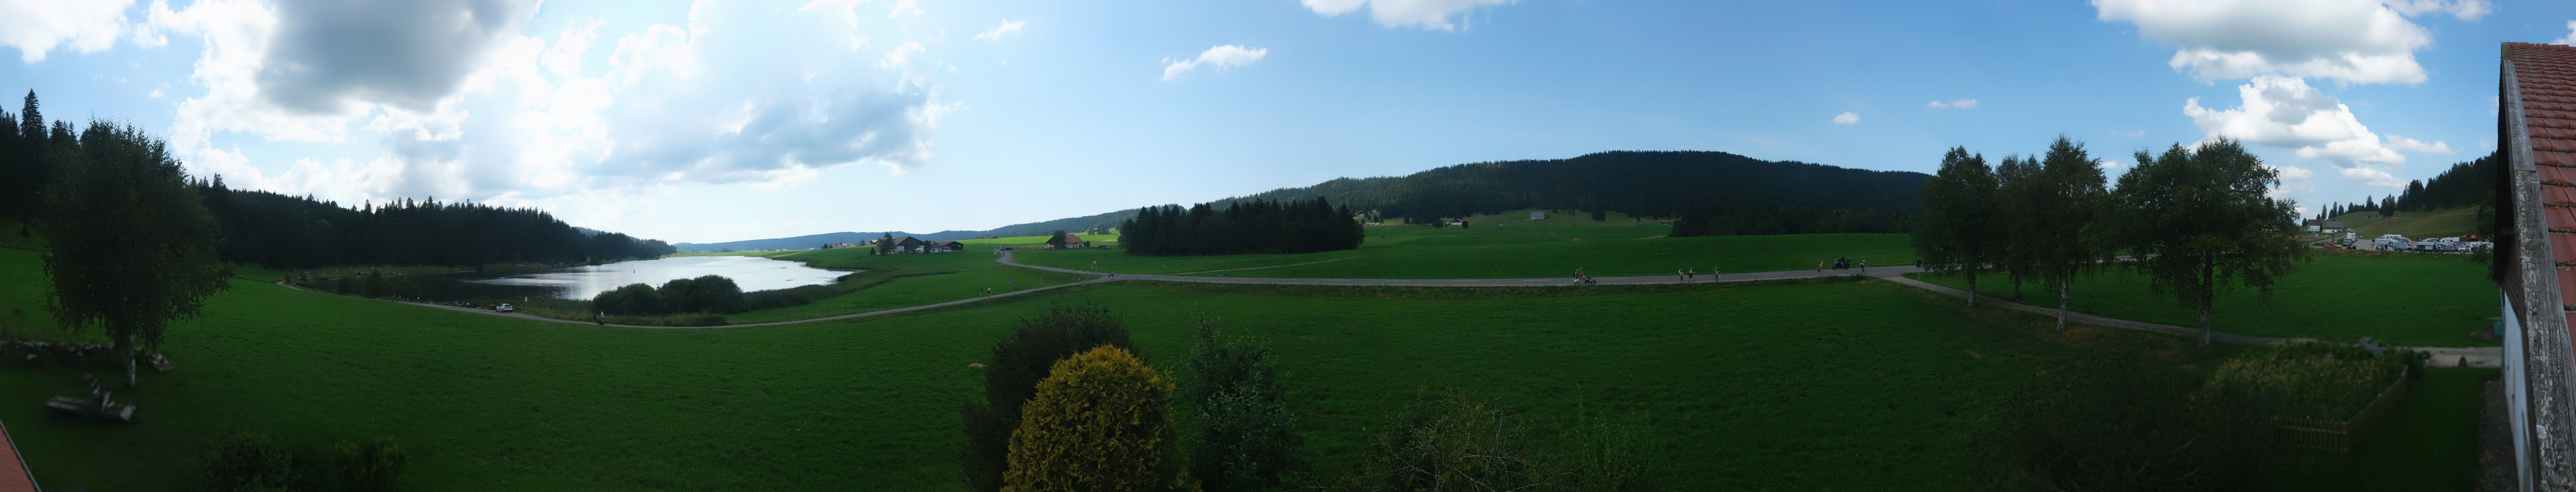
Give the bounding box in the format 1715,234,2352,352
1990,356,2269,492
204,431,301,492
1002,345,1186,492
962,303,1134,492
1184,317,1301,492
2206,341,2408,420
334,437,408,492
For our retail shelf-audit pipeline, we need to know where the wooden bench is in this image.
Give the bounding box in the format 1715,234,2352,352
45,396,134,424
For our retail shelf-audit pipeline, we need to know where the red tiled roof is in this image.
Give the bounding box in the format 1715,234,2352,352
0,420,36,492
2510,42,2576,325
1061,234,1086,244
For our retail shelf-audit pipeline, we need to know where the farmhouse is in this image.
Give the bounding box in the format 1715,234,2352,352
2302,220,2344,233
887,236,927,253
1055,234,1088,249
2494,41,2576,491
930,240,966,252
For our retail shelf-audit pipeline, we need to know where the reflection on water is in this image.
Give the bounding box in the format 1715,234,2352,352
421,256,845,301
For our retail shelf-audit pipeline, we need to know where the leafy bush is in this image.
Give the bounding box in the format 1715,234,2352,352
2206,341,2409,420
1990,356,2268,492
962,303,1135,492
1337,391,1662,492
334,437,409,492
204,431,301,492
1002,345,1187,492
1184,317,1302,492
589,274,745,315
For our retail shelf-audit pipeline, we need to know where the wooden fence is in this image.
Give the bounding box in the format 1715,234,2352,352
2265,366,2417,453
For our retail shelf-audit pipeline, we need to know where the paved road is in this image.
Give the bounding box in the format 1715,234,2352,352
999,249,1924,286
268,250,2511,366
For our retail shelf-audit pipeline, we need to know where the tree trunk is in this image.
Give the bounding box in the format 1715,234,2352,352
114,331,135,387
1965,270,1978,307
2198,259,2217,347
2012,278,2023,300
2054,275,2071,332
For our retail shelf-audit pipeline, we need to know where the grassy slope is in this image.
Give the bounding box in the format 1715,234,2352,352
1907,252,2499,347
0,244,2482,491
2332,205,2481,239
1014,227,1916,279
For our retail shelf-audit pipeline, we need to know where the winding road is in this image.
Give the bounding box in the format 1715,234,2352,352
296,249,2502,367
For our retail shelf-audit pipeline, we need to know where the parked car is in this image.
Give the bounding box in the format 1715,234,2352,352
2372,234,2412,251
2321,243,2344,249
495,304,516,313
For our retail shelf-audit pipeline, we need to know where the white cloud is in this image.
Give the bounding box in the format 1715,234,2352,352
974,20,1025,41
145,0,952,210
2184,75,2411,176
2556,21,2576,46
1831,111,1860,125
2092,0,2442,85
2112,129,2147,137
2270,164,2317,180
878,41,924,68
1926,98,1977,109
2378,0,2490,20
1161,45,1267,81
1301,0,1514,31
2099,159,2126,171
2382,133,2452,154
2340,166,2405,188
0,0,134,62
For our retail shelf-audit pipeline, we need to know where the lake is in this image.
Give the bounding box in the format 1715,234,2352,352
416,256,847,302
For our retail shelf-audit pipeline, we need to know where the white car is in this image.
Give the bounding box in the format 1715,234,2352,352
494,304,516,313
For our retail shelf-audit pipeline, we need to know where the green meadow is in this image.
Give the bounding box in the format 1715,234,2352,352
1905,251,2500,347
0,241,2486,490
723,250,1091,324
1013,227,1916,278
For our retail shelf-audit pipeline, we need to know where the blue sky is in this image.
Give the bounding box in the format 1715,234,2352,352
0,0,2564,243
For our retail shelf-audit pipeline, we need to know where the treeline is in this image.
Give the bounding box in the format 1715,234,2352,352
0,90,673,268
1367,151,1926,222
2320,151,2498,219
1117,197,1364,256
195,181,674,268
1912,136,2305,346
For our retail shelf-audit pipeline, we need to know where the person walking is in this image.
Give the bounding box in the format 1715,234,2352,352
595,311,606,325
1686,267,1696,281
1677,269,1685,282
1860,259,1868,274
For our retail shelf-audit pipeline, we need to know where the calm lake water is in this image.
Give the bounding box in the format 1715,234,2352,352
418,256,846,301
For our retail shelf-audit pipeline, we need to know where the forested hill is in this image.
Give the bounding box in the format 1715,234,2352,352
682,150,1929,249
197,182,676,269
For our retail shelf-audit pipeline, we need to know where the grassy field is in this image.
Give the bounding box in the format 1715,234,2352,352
1013,227,1916,279
1906,251,2499,347
0,243,2484,490
2332,205,2482,239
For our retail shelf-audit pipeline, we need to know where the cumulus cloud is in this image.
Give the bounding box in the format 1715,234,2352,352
2556,21,2576,46
2270,164,2317,180
2112,129,2147,137
2092,0,2441,85
146,0,953,208
975,20,1025,41
1831,112,1859,125
878,41,924,68
1926,98,1977,109
2378,0,2491,20
0,0,134,62
2382,134,2452,154
1301,0,1514,31
256,0,539,115
2340,166,2405,188
1161,45,1267,81
2183,76,2427,180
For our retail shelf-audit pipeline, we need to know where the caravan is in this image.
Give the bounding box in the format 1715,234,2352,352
2371,234,2412,251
